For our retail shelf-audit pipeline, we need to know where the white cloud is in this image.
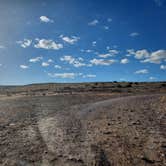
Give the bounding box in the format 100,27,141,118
149,76,156,80
20,65,29,69
135,69,149,74
60,55,74,63
104,26,109,30
42,62,49,67
129,32,140,37
40,16,54,23
17,39,32,48
54,65,62,69
34,39,63,50
48,59,54,63
109,49,119,55
120,58,129,64
126,49,166,64
126,49,135,56
90,58,117,66
85,49,93,53
92,41,97,47
98,53,112,58
29,56,43,63
60,35,80,44
160,64,166,70
60,55,86,67
48,72,76,79
80,49,94,53
106,46,110,50
83,74,96,78
88,19,99,26
41,59,54,67
107,18,112,22
98,49,119,58
135,50,150,59
141,50,166,64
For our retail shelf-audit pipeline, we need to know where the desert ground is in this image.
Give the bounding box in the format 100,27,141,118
0,82,166,166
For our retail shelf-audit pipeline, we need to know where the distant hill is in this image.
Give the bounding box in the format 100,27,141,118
0,82,166,96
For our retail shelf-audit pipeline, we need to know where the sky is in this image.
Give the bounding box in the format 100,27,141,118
0,0,166,85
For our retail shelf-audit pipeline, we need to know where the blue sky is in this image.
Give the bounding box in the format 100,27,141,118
0,0,166,85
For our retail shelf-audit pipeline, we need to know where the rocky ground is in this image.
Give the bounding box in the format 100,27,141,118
0,84,166,165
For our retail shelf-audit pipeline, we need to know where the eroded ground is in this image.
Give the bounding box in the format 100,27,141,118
0,92,165,166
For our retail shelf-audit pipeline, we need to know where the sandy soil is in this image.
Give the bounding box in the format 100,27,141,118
0,93,166,166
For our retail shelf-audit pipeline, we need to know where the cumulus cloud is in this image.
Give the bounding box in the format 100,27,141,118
126,49,136,56
149,76,156,80
126,49,166,64
109,49,119,56
120,58,129,64
98,53,112,58
34,39,63,50
88,19,99,26
29,56,43,63
135,69,149,74
141,50,166,64
60,35,80,44
60,55,86,67
42,62,49,67
98,49,119,58
160,64,166,70
127,49,149,58
20,65,29,69
60,55,74,63
106,46,110,50
83,74,96,78
90,58,117,66
129,32,140,37
41,59,54,67
48,72,77,79
17,39,32,48
40,16,54,23
54,65,62,69
92,41,97,47
104,26,109,30
48,59,54,63
135,50,150,59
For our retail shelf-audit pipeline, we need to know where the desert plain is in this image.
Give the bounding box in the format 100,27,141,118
0,82,166,166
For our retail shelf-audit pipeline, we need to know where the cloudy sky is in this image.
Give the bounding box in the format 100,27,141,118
0,0,166,85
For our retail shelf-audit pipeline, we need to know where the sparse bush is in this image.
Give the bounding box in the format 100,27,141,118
94,82,98,86
117,84,122,88
125,83,132,88
111,88,122,92
92,86,97,89
134,82,139,85
161,83,166,87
